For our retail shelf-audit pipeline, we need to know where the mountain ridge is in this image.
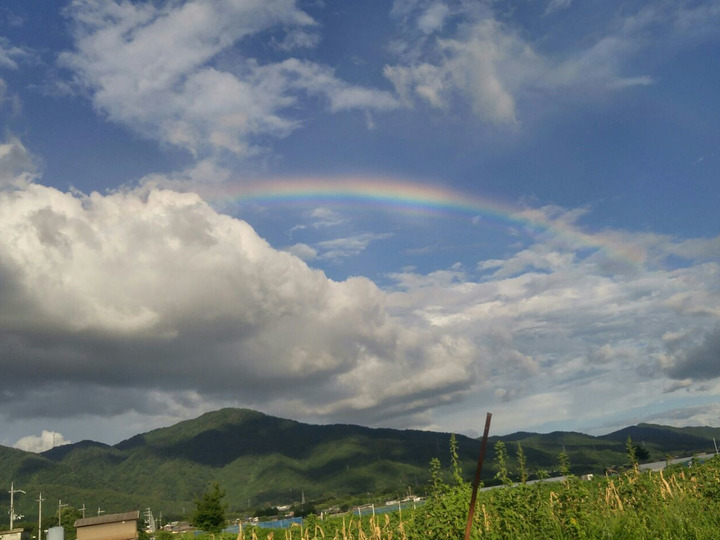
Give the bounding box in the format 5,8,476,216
1,408,718,519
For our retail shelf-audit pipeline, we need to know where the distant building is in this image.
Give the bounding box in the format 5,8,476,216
161,521,193,534
0,529,31,540
74,511,140,540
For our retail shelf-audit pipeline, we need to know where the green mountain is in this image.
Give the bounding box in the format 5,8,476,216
0,409,717,522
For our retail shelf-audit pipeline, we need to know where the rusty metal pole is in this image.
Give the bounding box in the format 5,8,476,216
464,412,492,540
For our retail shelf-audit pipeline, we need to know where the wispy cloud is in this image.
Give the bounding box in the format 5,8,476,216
384,1,720,125
59,0,399,158
316,232,393,261
544,0,573,16
0,36,31,70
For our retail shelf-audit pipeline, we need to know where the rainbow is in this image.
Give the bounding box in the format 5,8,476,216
200,175,644,267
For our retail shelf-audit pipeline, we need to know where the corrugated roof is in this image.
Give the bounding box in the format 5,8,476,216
74,511,140,528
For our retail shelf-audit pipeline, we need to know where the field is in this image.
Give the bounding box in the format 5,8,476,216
176,451,720,539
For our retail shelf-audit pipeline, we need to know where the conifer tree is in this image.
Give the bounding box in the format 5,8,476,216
192,483,227,533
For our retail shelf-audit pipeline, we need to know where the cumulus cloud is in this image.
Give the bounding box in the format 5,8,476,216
14,431,71,453
59,0,399,158
0,178,718,435
0,183,476,427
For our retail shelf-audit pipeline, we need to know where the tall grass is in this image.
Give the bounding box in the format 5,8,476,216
185,454,720,539
410,453,720,539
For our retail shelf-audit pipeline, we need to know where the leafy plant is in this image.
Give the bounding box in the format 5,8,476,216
192,483,227,533
515,443,527,484
493,441,511,486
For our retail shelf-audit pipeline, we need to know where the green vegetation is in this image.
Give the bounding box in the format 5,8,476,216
2,408,720,535
405,442,720,539
222,445,720,539
151,451,720,539
192,483,227,533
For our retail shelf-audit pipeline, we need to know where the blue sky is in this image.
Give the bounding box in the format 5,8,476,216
1,0,719,452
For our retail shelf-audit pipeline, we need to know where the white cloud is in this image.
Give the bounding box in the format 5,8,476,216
316,232,393,261
0,137,39,188
0,179,717,435
0,78,22,117
384,63,447,109
544,0,572,16
385,213,720,433
307,207,347,228
60,0,399,158
386,18,534,124
645,403,720,428
260,59,400,113
0,36,31,70
285,242,317,261
286,207,348,239
418,3,450,34
0,183,474,427
384,2,720,125
14,431,71,453
272,29,321,51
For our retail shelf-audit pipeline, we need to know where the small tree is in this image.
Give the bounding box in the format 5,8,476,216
192,483,227,533
494,441,512,486
428,457,445,496
60,507,83,540
626,436,638,470
558,450,571,477
449,434,463,485
516,443,528,484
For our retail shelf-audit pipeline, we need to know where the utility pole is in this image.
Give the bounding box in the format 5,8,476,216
80,504,86,519
9,482,26,530
57,500,68,528
36,493,45,540
143,508,156,534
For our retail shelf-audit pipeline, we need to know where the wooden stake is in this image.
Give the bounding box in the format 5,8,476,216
464,412,492,540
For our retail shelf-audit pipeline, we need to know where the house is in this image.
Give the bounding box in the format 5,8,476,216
0,529,31,540
74,511,140,540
